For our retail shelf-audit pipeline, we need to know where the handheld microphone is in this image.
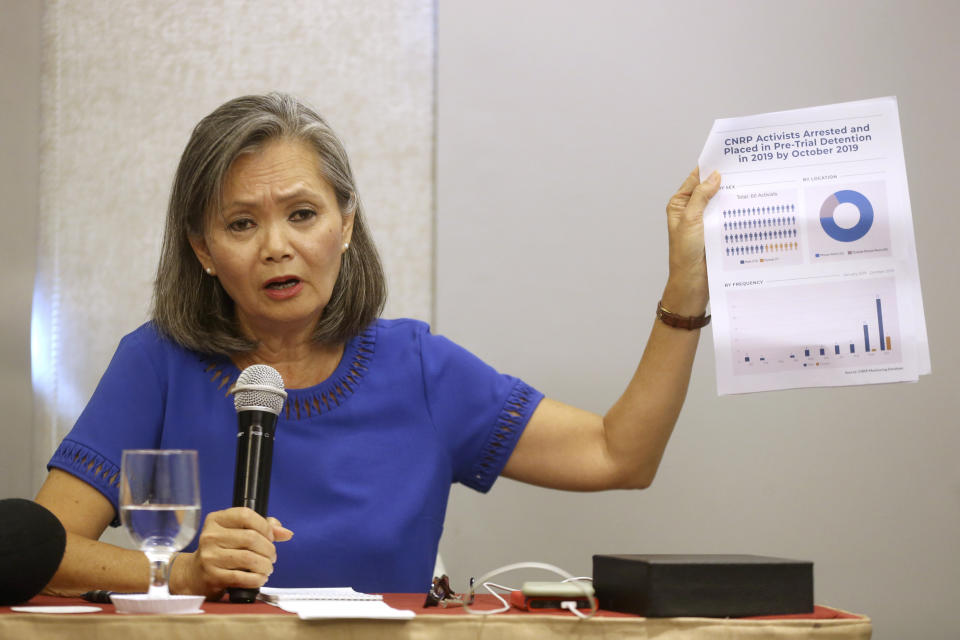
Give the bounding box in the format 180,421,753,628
0,498,67,605
227,364,286,604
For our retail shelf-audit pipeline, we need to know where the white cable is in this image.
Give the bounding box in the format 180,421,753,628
561,601,591,619
462,561,598,619
475,582,515,615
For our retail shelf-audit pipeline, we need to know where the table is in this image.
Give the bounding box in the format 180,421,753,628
0,594,872,639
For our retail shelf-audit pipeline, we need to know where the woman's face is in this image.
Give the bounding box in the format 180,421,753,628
190,138,354,341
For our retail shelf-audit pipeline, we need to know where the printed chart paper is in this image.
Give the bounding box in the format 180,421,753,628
698,97,929,394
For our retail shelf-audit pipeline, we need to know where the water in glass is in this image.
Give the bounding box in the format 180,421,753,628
120,449,200,598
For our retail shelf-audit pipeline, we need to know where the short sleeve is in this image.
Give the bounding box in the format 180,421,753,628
47,327,167,525
418,327,544,493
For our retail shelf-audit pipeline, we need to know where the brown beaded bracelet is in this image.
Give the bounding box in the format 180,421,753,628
656,300,711,330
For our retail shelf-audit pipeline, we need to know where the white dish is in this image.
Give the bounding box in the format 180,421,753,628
111,594,205,615
11,606,102,614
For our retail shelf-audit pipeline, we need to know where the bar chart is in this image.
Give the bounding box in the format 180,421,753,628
729,276,901,376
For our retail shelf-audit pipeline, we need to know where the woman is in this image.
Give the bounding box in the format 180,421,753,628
35,93,719,598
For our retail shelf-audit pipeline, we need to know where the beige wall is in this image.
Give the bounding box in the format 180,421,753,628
0,0,42,499
435,2,959,639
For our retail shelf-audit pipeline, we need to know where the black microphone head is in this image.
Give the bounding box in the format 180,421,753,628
0,498,66,605
231,364,286,414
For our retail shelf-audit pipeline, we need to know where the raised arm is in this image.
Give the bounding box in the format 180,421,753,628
502,169,720,491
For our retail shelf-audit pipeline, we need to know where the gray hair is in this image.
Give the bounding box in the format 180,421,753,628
152,93,386,354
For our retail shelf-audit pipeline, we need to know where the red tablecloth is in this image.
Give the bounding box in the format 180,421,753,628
2,593,864,619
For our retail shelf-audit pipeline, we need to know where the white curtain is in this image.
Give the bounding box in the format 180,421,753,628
33,0,435,489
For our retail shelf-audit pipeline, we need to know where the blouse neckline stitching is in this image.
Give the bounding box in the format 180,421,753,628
199,323,377,421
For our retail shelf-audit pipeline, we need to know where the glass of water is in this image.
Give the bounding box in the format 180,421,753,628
120,450,200,598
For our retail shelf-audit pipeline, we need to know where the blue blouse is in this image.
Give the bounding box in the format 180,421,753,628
48,319,543,592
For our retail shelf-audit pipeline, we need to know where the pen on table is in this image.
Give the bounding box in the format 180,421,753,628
81,590,115,604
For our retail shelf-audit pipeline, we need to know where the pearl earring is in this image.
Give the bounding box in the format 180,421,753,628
205,267,214,276
343,243,350,251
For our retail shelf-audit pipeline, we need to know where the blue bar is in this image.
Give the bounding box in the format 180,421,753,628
864,324,871,351
804,348,810,357
835,344,840,355
850,343,855,353
876,298,885,351
745,356,750,362
819,348,825,356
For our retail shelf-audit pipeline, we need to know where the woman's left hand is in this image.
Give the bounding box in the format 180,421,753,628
662,169,721,315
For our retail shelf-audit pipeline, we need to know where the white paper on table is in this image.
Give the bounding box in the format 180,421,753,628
258,586,382,602
275,599,416,620
698,97,930,395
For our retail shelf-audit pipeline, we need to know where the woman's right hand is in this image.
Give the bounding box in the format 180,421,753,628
172,507,293,599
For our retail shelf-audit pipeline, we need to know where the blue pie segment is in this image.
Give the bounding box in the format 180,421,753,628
819,190,874,242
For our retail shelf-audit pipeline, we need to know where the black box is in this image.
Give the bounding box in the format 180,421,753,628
593,554,813,617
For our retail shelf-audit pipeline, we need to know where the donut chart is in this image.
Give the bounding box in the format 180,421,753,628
819,189,874,242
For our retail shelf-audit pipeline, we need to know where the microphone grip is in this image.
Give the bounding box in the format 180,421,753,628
228,410,277,604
